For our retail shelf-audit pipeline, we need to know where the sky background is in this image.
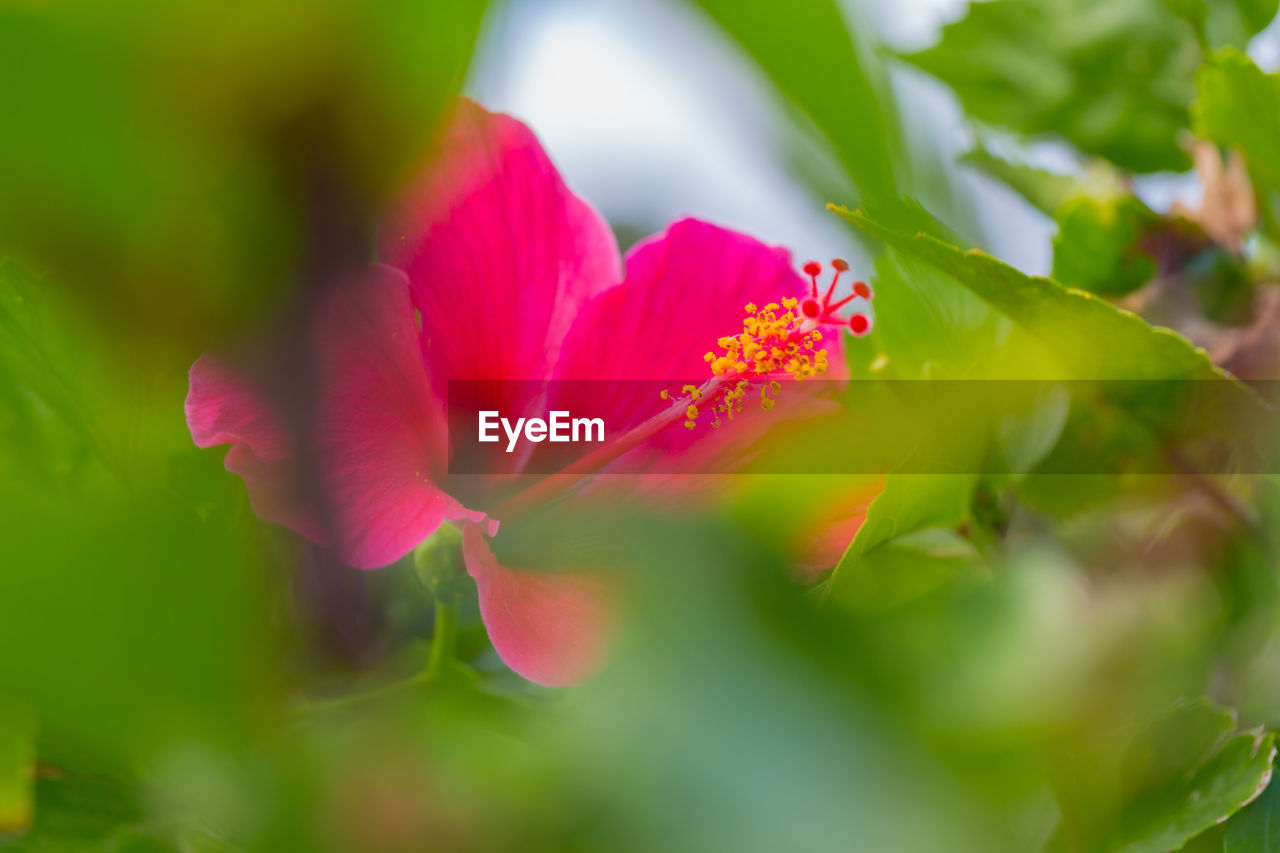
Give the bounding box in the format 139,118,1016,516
469,0,1280,279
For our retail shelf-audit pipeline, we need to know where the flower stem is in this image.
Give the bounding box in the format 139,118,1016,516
425,597,458,681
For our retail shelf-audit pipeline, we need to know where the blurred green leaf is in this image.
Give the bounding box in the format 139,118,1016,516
903,0,1200,172
1048,700,1276,853
1114,704,1275,852
960,146,1078,216
1164,0,1279,48
1123,700,1241,799
0,0,487,347
1226,760,1280,852
962,149,1162,296
0,709,34,836
0,260,108,477
0,773,142,852
1194,48,1280,236
0,264,274,772
0,771,236,853
825,530,982,613
833,201,1261,521
828,474,975,597
689,0,900,202
831,240,1063,590
1194,48,1280,186
1052,193,1160,296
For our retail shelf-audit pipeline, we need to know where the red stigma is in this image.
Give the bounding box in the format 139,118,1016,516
793,257,874,332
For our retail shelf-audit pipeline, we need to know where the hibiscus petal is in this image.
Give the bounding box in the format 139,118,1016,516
379,99,621,415
548,218,845,456
187,353,324,542
186,264,486,569
461,522,615,687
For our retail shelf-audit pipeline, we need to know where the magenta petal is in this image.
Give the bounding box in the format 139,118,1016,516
549,218,842,452
461,523,615,687
187,354,324,541
185,264,486,569
556,219,807,381
380,99,621,409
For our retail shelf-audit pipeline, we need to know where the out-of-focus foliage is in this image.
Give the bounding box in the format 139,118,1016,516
961,145,1079,216
689,0,900,203
833,203,1230,381
0,0,487,346
1047,700,1275,852
829,198,1257,588
1196,49,1280,189
1194,48,1280,236
1165,0,1280,48
965,148,1163,296
1225,758,1280,851
1053,193,1161,298
964,144,1257,323
4,0,1280,851
900,0,1269,172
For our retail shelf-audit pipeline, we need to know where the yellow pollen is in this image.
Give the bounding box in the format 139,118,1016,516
686,297,834,431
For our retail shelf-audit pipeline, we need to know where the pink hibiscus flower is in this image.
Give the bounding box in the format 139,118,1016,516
186,100,872,687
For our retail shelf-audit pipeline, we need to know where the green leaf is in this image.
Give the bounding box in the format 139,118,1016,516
831,203,1227,381
846,248,1014,380
688,0,900,202
1112,703,1275,853
961,149,1161,296
0,260,107,473
960,146,1078,216
826,530,982,612
1226,762,1280,852
1194,49,1280,194
0,773,142,852
1165,0,1278,48
0,708,34,836
833,201,1263,520
830,235,1066,591
1047,700,1276,853
1051,193,1159,296
827,474,976,598
1123,700,1241,799
0,771,237,853
903,0,1200,172
0,1,488,347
